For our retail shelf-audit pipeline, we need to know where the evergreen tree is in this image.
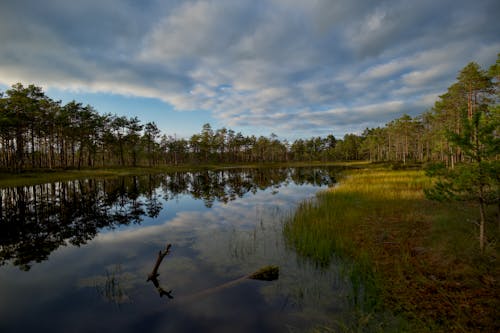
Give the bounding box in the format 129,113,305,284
425,62,499,251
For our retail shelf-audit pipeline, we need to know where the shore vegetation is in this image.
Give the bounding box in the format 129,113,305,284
285,165,499,332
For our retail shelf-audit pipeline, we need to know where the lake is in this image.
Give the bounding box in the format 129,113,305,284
0,167,365,332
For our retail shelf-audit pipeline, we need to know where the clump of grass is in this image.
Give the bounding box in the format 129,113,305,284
284,168,499,332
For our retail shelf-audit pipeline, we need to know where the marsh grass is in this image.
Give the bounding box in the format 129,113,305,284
284,167,499,332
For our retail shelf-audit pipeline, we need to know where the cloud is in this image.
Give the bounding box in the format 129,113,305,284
402,66,451,87
0,0,499,138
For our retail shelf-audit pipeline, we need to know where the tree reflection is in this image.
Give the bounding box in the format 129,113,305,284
0,167,336,270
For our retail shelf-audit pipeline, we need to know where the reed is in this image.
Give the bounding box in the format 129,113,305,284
284,167,499,332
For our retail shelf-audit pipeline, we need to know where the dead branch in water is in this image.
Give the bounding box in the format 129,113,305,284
147,243,279,303
147,243,173,299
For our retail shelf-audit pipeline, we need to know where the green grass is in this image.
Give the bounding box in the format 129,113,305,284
284,166,499,332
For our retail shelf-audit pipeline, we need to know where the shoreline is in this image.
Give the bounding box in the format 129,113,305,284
0,161,362,188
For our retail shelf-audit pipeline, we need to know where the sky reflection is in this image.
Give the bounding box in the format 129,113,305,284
0,169,357,333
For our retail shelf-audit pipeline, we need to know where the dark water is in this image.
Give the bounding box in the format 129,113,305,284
0,167,359,332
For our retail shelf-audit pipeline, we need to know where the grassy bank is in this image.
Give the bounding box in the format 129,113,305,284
0,167,169,188
0,161,356,188
285,167,499,332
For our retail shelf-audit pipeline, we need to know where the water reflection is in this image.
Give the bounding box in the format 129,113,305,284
0,167,335,270
146,241,280,303
94,264,131,305
0,166,379,333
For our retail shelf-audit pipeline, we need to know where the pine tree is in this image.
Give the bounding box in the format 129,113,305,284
425,62,499,252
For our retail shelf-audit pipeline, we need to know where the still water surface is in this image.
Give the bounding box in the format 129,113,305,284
0,167,360,332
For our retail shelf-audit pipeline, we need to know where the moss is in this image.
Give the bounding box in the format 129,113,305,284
248,265,279,281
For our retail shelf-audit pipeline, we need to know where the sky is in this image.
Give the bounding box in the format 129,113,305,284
1,0,499,140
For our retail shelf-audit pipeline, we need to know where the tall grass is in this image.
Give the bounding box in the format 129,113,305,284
284,167,499,332
285,169,431,265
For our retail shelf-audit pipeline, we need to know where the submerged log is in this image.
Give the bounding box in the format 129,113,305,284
248,265,279,281
179,265,280,303
147,243,279,303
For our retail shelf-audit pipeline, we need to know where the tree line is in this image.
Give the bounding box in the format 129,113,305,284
362,55,499,166
0,55,498,172
0,84,339,171
0,84,163,171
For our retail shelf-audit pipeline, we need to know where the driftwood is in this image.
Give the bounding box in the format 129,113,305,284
178,265,279,304
147,243,279,303
147,243,173,299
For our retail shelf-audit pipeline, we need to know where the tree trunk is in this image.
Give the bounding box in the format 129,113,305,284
479,197,486,252
15,128,24,172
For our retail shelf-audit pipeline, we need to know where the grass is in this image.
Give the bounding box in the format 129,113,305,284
284,166,499,332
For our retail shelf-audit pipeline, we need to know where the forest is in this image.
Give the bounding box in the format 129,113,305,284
0,55,498,172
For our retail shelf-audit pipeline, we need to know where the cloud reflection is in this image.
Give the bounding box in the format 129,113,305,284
0,168,357,332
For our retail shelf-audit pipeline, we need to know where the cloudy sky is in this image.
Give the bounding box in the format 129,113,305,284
1,0,499,140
